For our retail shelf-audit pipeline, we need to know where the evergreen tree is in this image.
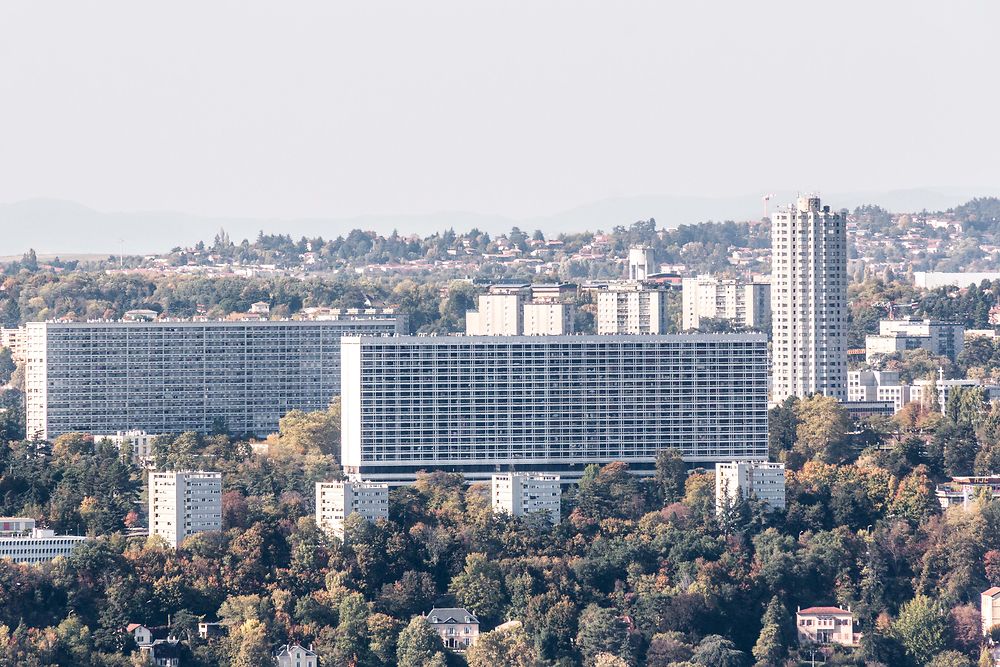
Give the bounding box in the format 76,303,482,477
752,597,790,666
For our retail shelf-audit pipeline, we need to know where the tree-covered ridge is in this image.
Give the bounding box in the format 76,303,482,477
1,390,1000,665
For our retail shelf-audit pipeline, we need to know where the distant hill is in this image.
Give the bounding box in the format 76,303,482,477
0,188,990,256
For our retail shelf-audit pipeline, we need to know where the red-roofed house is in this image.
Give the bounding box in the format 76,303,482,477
982,587,1000,636
796,605,857,646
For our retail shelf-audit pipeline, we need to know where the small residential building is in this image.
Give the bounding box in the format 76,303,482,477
796,606,857,646
936,476,1000,510
315,479,389,539
715,461,786,514
967,329,999,341
982,587,1000,636
426,607,480,651
144,639,180,667
149,471,223,548
491,473,561,524
275,643,318,667
126,624,154,647
198,622,227,639
0,519,88,565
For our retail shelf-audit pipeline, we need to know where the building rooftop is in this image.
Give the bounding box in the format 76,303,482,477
427,608,479,625
798,606,852,616
275,643,317,657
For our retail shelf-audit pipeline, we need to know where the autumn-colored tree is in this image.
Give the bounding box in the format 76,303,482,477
449,553,507,624
396,616,447,667
466,623,540,667
792,394,852,466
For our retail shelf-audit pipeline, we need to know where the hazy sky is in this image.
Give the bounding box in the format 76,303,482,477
1,1,998,220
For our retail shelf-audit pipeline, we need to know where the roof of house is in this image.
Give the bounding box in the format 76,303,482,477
126,623,148,632
275,644,317,657
983,587,1000,597
148,640,181,659
798,606,852,616
427,608,479,625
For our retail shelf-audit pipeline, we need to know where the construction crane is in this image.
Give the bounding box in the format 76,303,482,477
872,301,919,319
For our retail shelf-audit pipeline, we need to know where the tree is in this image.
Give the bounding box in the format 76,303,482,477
396,616,447,667
466,623,540,667
691,634,747,667
927,650,973,667
793,394,852,466
367,613,401,666
228,619,272,667
654,448,687,505
768,397,798,461
752,597,789,666
449,553,507,624
275,401,341,458
0,348,15,386
894,595,948,665
330,592,370,666
646,632,694,666
575,605,630,666
949,604,982,655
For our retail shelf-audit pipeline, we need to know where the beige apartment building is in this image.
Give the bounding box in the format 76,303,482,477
771,196,848,403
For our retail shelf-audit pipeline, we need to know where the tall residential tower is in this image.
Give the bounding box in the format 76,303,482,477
771,196,848,403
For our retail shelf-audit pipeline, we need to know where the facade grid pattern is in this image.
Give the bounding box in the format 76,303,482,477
342,334,768,482
26,318,398,439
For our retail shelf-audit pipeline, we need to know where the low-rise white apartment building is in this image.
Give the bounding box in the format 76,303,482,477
148,471,222,548
315,479,389,539
913,271,1000,290
936,476,1000,510
102,430,158,468
596,283,672,334
715,461,786,513
0,518,88,564
681,275,771,331
465,284,575,336
866,318,964,362
847,370,1000,414
491,473,561,524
